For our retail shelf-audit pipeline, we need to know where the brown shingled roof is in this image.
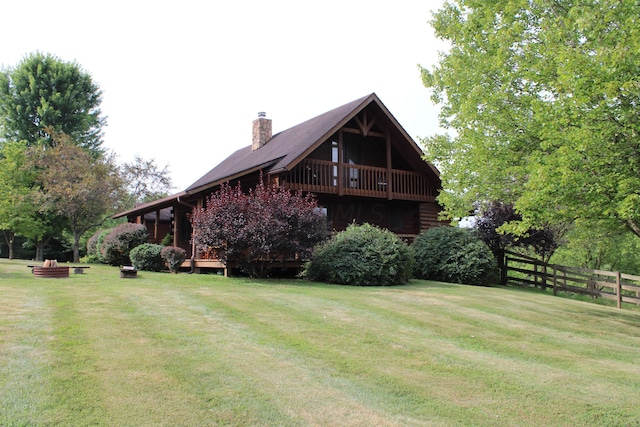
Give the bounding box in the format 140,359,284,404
185,93,376,194
113,93,439,220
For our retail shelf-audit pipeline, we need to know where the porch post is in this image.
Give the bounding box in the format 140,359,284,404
154,209,160,241
386,130,392,200
172,205,179,248
338,130,344,196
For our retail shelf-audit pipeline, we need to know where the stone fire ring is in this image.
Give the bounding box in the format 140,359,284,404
33,266,70,278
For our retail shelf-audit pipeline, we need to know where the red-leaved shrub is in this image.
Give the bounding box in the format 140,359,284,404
190,176,328,277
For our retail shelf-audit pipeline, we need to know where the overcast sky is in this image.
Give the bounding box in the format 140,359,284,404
1,0,447,190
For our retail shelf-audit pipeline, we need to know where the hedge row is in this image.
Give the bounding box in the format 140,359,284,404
86,223,148,265
86,222,496,283
304,224,497,286
86,225,185,272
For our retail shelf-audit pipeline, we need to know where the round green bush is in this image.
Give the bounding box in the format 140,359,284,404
86,228,111,262
412,226,497,286
161,246,187,273
101,223,148,266
303,223,414,286
130,243,165,271
86,229,101,256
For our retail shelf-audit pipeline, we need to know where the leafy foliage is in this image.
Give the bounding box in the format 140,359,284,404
160,233,173,246
30,129,124,262
421,1,640,239
0,142,45,259
86,229,103,257
551,221,640,275
190,177,328,277
161,246,187,273
101,223,148,266
120,154,173,208
303,223,414,286
130,243,165,272
0,52,105,152
86,228,111,263
412,226,497,286
0,53,109,260
474,202,566,273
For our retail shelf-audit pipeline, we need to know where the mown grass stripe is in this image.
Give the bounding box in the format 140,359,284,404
0,286,53,426
1,260,640,426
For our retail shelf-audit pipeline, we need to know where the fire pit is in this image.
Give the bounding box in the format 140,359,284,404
33,262,70,278
32,266,69,278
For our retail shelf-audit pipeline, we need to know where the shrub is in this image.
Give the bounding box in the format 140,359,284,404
161,246,187,273
86,229,101,256
412,226,497,286
160,233,173,246
191,176,328,277
130,243,165,271
303,223,414,286
86,228,111,263
80,254,102,264
101,223,148,265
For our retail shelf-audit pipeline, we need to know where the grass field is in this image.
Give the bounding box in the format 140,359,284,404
2,259,640,426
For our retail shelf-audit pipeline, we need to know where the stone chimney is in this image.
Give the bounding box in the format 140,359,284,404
252,112,272,151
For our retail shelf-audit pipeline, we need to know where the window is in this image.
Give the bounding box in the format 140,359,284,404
331,140,338,186
343,135,361,188
389,208,403,231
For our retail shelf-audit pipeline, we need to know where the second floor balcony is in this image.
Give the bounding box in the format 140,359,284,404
284,158,437,202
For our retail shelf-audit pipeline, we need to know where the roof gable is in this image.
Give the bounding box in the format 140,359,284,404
185,93,436,194
185,94,371,193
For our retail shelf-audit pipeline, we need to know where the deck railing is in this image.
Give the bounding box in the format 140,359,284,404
285,159,435,201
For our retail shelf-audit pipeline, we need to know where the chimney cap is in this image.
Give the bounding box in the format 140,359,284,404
257,111,266,118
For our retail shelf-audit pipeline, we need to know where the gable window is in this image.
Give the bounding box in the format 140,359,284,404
343,135,362,188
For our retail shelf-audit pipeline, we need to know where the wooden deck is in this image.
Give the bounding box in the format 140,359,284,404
180,258,305,276
285,159,436,202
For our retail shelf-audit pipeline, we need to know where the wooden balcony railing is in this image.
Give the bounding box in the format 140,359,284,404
285,159,436,201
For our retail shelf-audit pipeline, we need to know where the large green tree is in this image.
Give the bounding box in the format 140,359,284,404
0,52,105,152
0,52,107,260
421,0,640,237
31,130,124,262
0,142,44,259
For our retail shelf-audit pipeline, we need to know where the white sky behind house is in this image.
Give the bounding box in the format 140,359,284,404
1,0,447,191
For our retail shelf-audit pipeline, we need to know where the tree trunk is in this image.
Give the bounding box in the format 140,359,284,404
72,236,81,263
35,240,44,262
496,249,507,285
3,230,15,260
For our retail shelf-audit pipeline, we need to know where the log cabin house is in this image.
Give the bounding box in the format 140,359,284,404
113,93,444,272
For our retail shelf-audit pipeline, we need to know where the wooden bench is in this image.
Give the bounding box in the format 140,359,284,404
71,266,90,274
120,266,138,278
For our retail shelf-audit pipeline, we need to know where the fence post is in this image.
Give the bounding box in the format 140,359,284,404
616,271,622,309
542,264,547,292
553,265,557,296
534,262,538,289
501,252,508,286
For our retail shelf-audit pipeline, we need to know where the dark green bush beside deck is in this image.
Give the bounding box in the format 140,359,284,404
303,223,414,286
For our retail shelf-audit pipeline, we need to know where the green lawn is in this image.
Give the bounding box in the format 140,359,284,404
1,259,639,426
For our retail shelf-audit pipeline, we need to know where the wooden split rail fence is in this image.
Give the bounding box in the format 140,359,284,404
505,251,640,309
